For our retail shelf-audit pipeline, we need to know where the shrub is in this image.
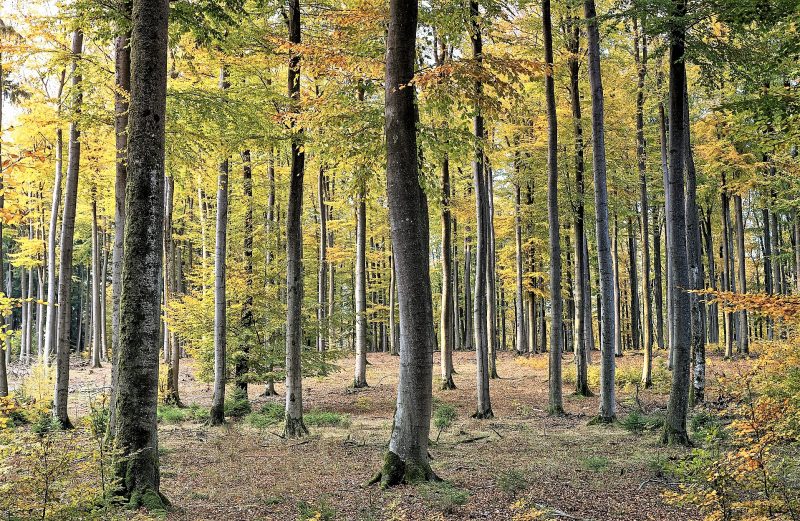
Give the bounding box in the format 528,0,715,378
496,469,528,495
581,455,610,472
297,498,336,521
305,410,349,428
245,402,286,429
620,410,664,434
224,388,252,418
433,402,457,441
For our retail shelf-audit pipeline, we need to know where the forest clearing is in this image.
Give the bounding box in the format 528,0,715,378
0,0,799,519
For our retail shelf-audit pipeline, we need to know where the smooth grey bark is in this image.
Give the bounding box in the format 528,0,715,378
662,0,692,445
635,21,654,385
611,216,622,356
354,186,368,388
440,155,456,388
627,216,641,353
470,0,492,419
703,209,719,344
659,91,674,361
653,208,665,353
721,175,734,357
113,0,169,504
0,31,6,394
486,165,499,378
682,83,706,404
317,166,327,354
284,0,308,438
370,0,437,485
543,0,563,414
91,194,102,368
237,150,253,394
210,66,230,426
163,175,181,405
583,0,616,421
53,29,83,429
514,175,527,355
388,253,397,355
108,27,130,437
262,149,279,396
463,235,473,351
733,192,748,354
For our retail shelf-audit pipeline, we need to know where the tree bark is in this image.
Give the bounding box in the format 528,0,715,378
371,0,437,485
113,0,169,504
237,150,253,394
317,165,327,354
354,186,368,388
733,192,748,354
53,29,83,428
284,0,308,437
583,0,616,421
440,155,456,389
91,193,102,368
662,0,692,445
514,168,527,355
543,0,563,414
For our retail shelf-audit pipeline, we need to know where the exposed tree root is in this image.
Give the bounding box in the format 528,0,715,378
368,451,440,489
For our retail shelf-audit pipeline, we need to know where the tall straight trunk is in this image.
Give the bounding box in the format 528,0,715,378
37,266,45,361
113,0,169,503
733,193,748,354
164,175,180,403
721,175,734,357
100,229,108,359
210,67,229,426
653,208,665,353
635,21,653,384
284,0,308,437
683,82,706,404
659,93,674,360
486,165,499,377
370,0,437,485
262,149,278,396
567,13,589,394
0,36,6,394
514,175,527,355
770,205,780,298
662,0,692,445
317,166,327,353
91,195,102,368
388,253,397,355
354,187,368,388
440,155,456,388
612,215,622,356
627,216,641,352
53,29,83,428
463,235,473,351
326,177,335,348
526,183,538,354
703,209,718,344
453,218,461,350
583,0,616,421
794,213,800,294
108,26,130,436
470,0,492,419
237,150,253,394
543,0,563,413
20,261,29,363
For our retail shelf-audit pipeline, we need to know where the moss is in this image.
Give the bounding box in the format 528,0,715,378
368,451,439,489
284,415,309,438
129,487,169,513
471,407,494,420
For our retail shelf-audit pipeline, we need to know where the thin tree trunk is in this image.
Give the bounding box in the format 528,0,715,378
354,186,368,388
0,35,6,395
612,215,622,356
543,0,563,414
440,154,456,389
284,0,308,437
584,0,616,421
733,192,748,354
237,150,253,395
627,216,641,353
91,194,102,368
514,168,527,355
653,208,665,353
721,175,734,357
317,165,327,354
113,0,169,502
53,29,83,429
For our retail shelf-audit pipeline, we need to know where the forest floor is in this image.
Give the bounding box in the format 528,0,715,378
12,349,731,521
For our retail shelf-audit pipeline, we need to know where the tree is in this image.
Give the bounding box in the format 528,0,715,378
284,0,308,438
662,0,692,446
583,0,616,422
440,153,456,389
354,182,368,388
210,66,229,426
370,0,437,486
53,28,83,429
113,0,170,505
543,0,563,415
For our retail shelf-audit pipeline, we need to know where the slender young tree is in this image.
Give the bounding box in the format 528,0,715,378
583,0,616,421
237,150,254,393
53,29,83,429
733,191,748,354
284,0,308,437
514,155,527,355
370,0,437,485
440,154,456,389
662,0,692,445
90,193,102,369
470,0,493,419
113,0,170,504
543,0,563,414
354,183,368,388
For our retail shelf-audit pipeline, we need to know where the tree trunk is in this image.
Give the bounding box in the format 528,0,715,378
584,0,616,422
370,0,436,485
237,150,253,394
108,26,130,437
354,186,368,388
164,175,181,404
662,0,692,445
721,175,734,357
388,253,397,355
53,29,83,429
653,208,665,354
210,67,229,426
486,165,499,378
627,216,641,353
470,0,492,419
543,0,563,414
113,0,169,504
440,155,456,389
91,194,102,368
317,165,327,354
514,171,527,355
612,215,622,356
284,0,308,438
0,37,6,395
733,192,748,354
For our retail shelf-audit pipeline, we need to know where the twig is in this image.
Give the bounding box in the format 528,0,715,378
456,435,489,444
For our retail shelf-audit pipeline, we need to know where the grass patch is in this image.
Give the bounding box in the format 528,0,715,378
305,409,350,428
581,455,610,472
244,404,349,429
418,481,470,514
620,410,665,434
433,402,457,441
157,403,209,424
496,469,528,495
297,498,336,521
224,388,252,418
